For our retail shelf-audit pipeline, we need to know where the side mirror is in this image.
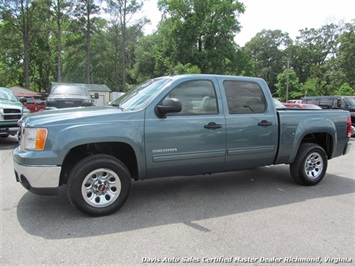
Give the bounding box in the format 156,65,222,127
40,92,47,101
156,98,182,118
19,97,27,103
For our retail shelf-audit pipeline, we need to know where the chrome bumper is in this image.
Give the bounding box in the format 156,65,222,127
13,161,61,195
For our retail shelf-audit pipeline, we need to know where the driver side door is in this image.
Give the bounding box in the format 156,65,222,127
144,78,226,178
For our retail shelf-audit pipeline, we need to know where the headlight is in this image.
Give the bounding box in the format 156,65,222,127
83,99,92,103
22,128,48,150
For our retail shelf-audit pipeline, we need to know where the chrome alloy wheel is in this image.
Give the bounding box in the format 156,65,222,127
304,152,324,180
81,168,122,208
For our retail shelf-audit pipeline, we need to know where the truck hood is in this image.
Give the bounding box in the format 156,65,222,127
0,99,24,109
20,106,126,127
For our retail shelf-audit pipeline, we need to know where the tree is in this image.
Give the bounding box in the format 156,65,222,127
333,83,355,96
72,0,101,84
104,0,144,92
51,0,72,82
0,18,24,86
0,0,44,89
156,0,245,74
244,29,292,93
275,68,301,101
337,22,355,89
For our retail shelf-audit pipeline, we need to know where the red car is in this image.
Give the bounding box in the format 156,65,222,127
16,93,46,113
283,103,322,109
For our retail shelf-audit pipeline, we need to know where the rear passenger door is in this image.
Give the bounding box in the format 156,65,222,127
220,79,278,170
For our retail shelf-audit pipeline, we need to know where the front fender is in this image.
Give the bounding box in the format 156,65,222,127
42,119,145,174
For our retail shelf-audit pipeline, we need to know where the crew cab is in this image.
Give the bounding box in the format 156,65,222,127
13,75,352,216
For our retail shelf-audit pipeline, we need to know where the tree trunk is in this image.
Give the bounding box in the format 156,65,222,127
86,2,91,84
57,0,62,82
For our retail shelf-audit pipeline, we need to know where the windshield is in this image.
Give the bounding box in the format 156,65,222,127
110,77,172,111
345,97,355,107
51,86,89,96
0,88,19,102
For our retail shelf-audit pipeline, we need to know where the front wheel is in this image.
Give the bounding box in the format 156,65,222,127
290,143,328,186
67,154,131,216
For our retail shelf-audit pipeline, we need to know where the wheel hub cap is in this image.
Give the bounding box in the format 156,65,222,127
93,179,109,195
304,152,323,179
81,168,122,208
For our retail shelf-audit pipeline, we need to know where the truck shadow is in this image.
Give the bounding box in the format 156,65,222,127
16,164,355,239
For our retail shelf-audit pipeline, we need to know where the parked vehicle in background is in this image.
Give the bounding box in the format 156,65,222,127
302,96,355,136
273,98,285,109
287,99,302,104
16,93,46,113
0,87,29,138
46,84,98,109
283,103,322,109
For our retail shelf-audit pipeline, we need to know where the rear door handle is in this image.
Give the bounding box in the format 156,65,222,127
204,122,222,129
258,120,273,127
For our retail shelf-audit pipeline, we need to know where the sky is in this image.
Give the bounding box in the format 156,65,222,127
142,0,355,46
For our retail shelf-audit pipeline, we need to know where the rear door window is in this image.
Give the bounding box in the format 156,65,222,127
223,80,266,114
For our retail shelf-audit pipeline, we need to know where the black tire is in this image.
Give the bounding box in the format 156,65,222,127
67,154,131,216
290,143,328,186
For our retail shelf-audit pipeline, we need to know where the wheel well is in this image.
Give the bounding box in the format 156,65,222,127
301,133,333,158
60,142,138,185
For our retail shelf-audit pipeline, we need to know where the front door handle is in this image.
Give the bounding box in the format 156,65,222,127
204,122,222,129
258,120,273,127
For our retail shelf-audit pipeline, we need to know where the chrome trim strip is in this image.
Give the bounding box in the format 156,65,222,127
152,149,226,162
227,145,275,156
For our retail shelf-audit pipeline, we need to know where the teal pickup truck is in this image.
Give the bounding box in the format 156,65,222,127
13,75,352,216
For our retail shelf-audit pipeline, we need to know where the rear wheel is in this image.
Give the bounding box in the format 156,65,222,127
290,143,328,186
67,154,131,216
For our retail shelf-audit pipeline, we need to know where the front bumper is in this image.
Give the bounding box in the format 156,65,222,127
0,126,19,136
13,161,61,195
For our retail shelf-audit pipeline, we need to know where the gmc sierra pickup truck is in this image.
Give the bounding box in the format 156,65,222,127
13,75,352,216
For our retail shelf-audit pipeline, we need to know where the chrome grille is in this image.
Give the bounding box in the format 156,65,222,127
3,108,22,120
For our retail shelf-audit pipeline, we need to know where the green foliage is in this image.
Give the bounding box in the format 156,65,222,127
172,63,201,74
333,83,355,96
337,22,355,89
156,0,245,74
243,29,293,93
0,0,353,97
275,69,301,101
301,78,322,97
